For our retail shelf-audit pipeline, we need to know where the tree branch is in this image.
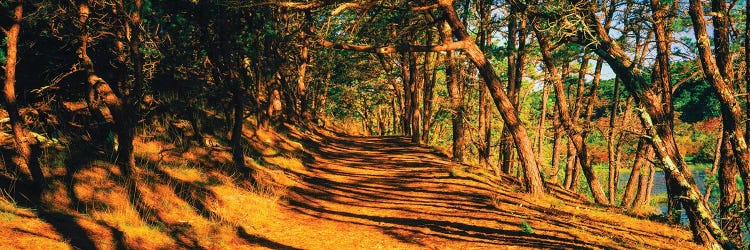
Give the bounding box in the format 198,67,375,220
316,39,468,53
233,1,335,10
332,2,439,15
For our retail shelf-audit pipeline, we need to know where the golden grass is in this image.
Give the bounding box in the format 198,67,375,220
0,195,70,249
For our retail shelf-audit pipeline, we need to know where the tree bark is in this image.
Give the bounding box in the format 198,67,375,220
633,149,655,208
478,1,492,168
409,51,422,143
561,62,575,189
441,23,466,162
622,139,647,207
478,85,491,167
710,0,744,244
400,52,412,136
550,104,563,182
608,77,622,202
705,129,723,203
568,54,588,193
688,0,750,212
499,6,519,174
230,68,247,175
565,135,577,190
718,129,744,245
438,0,545,195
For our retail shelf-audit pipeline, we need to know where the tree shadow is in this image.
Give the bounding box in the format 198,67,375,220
35,210,98,250
279,129,693,249
236,226,303,250
137,157,221,221
0,141,102,250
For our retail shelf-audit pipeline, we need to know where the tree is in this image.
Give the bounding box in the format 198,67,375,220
535,31,609,204
438,0,545,195
2,0,44,189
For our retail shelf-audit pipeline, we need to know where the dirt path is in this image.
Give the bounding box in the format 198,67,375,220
260,129,701,249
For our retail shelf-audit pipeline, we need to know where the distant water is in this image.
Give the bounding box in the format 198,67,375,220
618,169,707,224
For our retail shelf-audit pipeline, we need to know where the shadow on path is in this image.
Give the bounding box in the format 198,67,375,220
278,128,696,249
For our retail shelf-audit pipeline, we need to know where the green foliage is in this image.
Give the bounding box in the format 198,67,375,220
673,79,721,122
520,221,534,234
0,37,6,64
691,140,715,164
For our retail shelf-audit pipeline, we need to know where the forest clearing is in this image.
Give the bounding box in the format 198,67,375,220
1,0,750,249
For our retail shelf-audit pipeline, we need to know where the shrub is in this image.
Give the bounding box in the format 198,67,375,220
691,139,715,163
520,221,534,234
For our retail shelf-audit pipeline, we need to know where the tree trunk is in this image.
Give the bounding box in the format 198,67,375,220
231,70,247,175
441,23,466,162
550,104,563,182
2,0,44,188
118,0,145,174
422,50,437,144
565,138,576,190
562,62,574,189
633,143,655,208
718,130,744,245
478,85,491,167
297,33,309,120
409,52,422,143
477,1,492,168
643,164,656,207
499,6,518,174
400,52,412,136
705,130,723,203
608,77,622,201
689,0,750,212
78,0,136,175
535,83,549,169
622,139,647,208
536,31,609,204
377,56,404,134
709,0,746,243
582,57,612,203
439,1,544,195
568,54,588,193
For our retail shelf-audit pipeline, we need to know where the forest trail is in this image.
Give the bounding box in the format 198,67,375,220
251,128,702,249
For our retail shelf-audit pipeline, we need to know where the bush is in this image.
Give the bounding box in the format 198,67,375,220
691,140,715,163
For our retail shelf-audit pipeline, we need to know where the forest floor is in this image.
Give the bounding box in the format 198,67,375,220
0,123,702,249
